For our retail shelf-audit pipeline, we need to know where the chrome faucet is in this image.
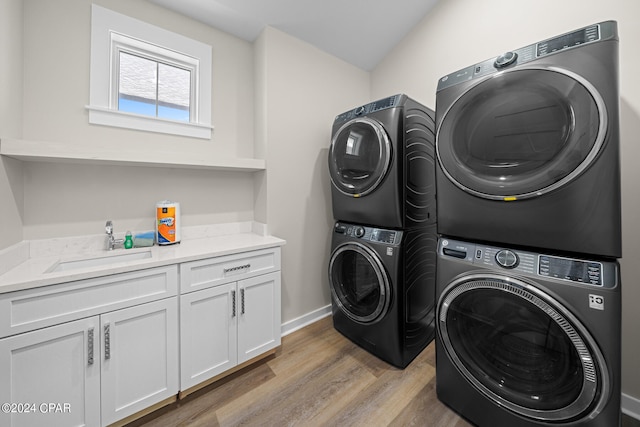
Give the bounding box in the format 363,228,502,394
105,220,124,251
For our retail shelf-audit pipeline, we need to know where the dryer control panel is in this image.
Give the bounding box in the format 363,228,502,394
438,238,618,289
333,94,402,123
437,20,618,91
334,222,402,245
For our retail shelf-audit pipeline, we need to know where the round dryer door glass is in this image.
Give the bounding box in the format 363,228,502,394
329,117,392,197
438,276,608,422
329,243,391,324
437,67,606,200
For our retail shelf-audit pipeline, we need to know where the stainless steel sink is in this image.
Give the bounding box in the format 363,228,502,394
46,250,153,273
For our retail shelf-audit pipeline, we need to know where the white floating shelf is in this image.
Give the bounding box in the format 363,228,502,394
0,139,266,172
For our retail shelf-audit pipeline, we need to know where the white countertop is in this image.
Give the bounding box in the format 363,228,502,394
0,223,285,295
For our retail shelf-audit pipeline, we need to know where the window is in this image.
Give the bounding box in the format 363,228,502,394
88,5,212,139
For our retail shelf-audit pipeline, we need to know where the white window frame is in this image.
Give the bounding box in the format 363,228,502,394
87,5,212,139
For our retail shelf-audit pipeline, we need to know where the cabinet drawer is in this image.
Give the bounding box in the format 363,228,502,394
180,247,281,294
0,266,178,339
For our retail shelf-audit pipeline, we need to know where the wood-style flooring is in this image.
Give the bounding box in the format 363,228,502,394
128,316,471,426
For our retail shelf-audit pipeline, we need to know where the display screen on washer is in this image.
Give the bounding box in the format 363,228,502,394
370,229,397,244
538,255,603,286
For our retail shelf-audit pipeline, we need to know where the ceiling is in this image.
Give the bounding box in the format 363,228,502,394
149,0,440,71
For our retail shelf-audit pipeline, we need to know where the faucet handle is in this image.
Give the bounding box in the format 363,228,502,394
105,220,113,234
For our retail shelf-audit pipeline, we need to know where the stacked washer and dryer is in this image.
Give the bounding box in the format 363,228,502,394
434,22,622,427
327,94,438,368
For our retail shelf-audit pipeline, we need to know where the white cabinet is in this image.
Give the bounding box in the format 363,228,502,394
100,298,178,426
237,273,281,364
180,282,237,387
0,317,101,427
179,248,281,393
0,266,179,427
0,244,283,424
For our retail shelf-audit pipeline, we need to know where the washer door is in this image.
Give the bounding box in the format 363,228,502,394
437,274,609,422
329,117,392,197
329,242,391,324
437,67,607,200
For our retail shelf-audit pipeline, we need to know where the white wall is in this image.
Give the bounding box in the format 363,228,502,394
2,0,370,326
372,0,640,407
255,27,370,323
0,0,24,250
18,0,256,239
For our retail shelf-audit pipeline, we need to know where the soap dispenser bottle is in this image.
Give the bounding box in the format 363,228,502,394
124,231,133,249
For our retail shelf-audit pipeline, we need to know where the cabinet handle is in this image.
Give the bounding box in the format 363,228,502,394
231,290,236,317
241,288,245,315
104,323,111,360
223,263,251,274
87,328,94,366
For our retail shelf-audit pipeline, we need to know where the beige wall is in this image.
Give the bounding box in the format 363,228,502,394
0,0,24,249
17,0,256,239
372,0,640,406
255,27,370,322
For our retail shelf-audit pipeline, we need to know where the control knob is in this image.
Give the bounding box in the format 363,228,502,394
494,51,518,68
354,226,365,238
495,249,519,269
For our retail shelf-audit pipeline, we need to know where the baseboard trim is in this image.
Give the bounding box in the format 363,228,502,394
623,392,640,420
281,304,332,336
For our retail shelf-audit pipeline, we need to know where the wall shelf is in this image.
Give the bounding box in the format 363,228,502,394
0,139,266,172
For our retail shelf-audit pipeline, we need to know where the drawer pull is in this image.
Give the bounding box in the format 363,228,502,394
241,288,245,315
104,323,111,360
88,328,94,366
223,263,251,274
231,290,236,317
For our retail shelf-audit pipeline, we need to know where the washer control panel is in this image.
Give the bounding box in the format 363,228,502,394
538,255,602,286
438,238,617,288
334,222,402,245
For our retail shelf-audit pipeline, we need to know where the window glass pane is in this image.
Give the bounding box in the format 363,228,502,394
158,63,191,122
118,52,157,117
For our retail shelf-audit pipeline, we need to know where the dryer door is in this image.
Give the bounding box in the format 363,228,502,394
436,67,607,200
437,274,609,422
329,117,392,197
329,242,391,324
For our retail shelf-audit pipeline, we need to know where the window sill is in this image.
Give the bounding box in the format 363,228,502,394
86,106,212,140
0,139,265,172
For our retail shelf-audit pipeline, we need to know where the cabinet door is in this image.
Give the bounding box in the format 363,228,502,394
0,317,100,427
180,282,237,391
237,272,281,364
100,298,178,426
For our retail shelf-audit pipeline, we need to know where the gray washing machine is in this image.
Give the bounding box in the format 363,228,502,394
329,94,436,229
435,21,621,258
328,221,437,368
435,238,621,426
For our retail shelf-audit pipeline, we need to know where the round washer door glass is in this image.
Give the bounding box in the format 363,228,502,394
329,117,391,196
437,68,606,200
438,276,608,422
329,242,391,324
